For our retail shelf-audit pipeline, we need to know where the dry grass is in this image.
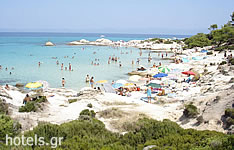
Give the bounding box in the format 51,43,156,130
110,113,148,132
98,108,128,119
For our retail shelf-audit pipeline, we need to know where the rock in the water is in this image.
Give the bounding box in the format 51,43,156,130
45,41,55,46
15,83,24,88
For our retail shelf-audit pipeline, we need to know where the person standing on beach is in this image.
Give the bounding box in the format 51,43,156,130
62,78,65,87
147,86,152,103
69,63,72,71
61,63,64,70
90,77,94,88
38,62,41,67
86,75,90,83
56,60,59,65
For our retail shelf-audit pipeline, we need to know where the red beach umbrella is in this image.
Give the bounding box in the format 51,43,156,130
182,71,196,76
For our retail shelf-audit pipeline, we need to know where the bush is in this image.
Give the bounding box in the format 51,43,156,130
0,99,8,115
228,58,234,65
220,61,227,65
164,40,173,44
19,101,36,112
68,99,78,104
225,108,234,118
19,96,47,112
0,115,21,142
87,103,92,108
207,51,213,55
183,103,199,118
79,109,96,118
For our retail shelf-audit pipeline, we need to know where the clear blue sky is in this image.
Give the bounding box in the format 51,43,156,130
0,0,233,35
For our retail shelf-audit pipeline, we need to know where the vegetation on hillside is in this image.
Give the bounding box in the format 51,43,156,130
19,96,47,112
1,110,232,149
184,12,234,50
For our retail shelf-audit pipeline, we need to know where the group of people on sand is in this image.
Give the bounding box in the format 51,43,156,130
0,65,14,75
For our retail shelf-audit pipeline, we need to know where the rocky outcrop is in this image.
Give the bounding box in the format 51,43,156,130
45,41,55,46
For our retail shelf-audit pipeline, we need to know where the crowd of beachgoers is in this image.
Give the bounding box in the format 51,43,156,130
0,38,234,133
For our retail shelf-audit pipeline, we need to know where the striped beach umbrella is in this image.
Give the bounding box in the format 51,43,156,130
25,82,43,90
158,66,171,73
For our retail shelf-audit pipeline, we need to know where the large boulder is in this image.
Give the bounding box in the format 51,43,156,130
45,41,55,46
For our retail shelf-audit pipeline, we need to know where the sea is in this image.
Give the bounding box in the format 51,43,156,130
0,32,190,91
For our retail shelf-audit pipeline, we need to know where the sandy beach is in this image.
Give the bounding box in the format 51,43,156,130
1,42,233,134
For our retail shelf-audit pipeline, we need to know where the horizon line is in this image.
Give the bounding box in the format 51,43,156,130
0,31,194,36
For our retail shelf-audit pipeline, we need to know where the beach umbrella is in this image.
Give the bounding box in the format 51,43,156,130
201,49,208,53
158,66,170,73
124,83,135,88
116,79,128,85
112,83,123,89
146,83,162,88
153,73,168,78
182,71,196,76
129,75,141,82
25,82,43,90
96,80,108,84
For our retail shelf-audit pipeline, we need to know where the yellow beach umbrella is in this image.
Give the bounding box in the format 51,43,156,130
124,83,135,87
25,82,43,90
96,80,108,84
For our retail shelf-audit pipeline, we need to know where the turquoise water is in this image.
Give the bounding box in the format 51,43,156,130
0,32,190,90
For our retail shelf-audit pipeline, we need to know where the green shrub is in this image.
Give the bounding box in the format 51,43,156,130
183,103,199,118
68,99,78,104
19,96,47,112
207,51,213,55
87,103,92,108
164,40,173,44
228,58,234,65
0,115,21,142
225,108,234,118
0,99,8,115
19,101,36,112
220,61,227,65
79,109,96,118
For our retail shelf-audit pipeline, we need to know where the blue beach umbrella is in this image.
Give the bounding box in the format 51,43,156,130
112,83,123,89
153,73,168,78
201,49,208,53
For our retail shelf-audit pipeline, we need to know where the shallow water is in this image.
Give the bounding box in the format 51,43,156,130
0,32,189,90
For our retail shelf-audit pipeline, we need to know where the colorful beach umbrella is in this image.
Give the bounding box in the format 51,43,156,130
146,83,162,88
25,82,43,90
124,83,135,87
129,75,141,82
182,71,196,76
153,73,168,78
112,83,123,89
96,80,108,84
158,66,170,73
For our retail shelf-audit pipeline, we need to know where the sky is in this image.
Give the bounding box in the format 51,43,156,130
0,0,233,35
